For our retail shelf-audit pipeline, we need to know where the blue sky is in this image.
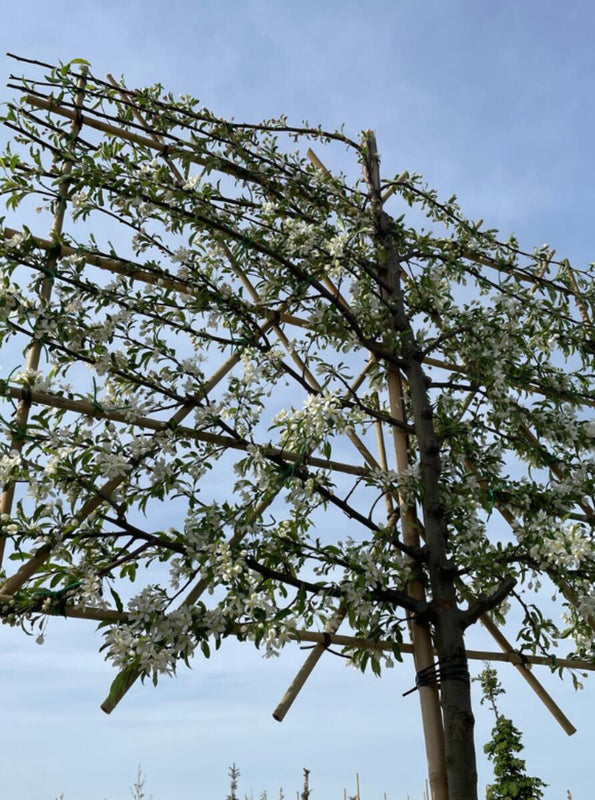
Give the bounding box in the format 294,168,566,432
0,2,594,798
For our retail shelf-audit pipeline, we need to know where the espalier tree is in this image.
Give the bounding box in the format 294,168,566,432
0,55,593,800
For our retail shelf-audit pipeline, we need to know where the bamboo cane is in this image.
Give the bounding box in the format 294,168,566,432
100,348,385,714
5,224,591,408
1,591,591,674
0,384,366,478
270,367,394,722
0,332,248,597
478,614,576,735
100,479,291,713
0,68,88,568
272,611,346,722
363,131,447,800
0,226,312,332
22,90,584,306
222,246,384,472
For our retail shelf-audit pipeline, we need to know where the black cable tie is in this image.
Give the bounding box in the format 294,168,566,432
515,650,529,667
403,655,469,697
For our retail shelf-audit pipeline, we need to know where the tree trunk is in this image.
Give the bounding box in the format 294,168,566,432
364,132,478,800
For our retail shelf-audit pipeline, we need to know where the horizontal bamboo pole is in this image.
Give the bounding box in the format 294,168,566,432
0,226,311,331
0,593,589,675
21,97,582,316
0,384,367,478
0,334,249,598
0,595,126,623
24,93,210,165
291,630,593,673
4,227,592,409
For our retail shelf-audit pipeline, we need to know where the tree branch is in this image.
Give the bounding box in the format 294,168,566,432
461,575,517,628
243,557,429,617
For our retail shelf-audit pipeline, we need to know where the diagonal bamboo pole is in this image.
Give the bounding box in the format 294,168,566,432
105,83,384,478
271,363,396,722
305,148,585,751
0,68,88,568
395,369,584,733
367,149,448,799
100,356,385,714
222,247,383,471
100,464,297,713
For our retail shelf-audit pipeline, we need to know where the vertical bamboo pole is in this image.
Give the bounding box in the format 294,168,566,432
386,369,447,800
366,135,447,798
0,67,88,567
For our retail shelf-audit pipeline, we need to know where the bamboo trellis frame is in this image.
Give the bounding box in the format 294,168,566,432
0,56,593,800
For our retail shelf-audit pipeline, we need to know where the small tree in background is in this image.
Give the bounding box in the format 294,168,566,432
0,55,593,800
478,667,546,800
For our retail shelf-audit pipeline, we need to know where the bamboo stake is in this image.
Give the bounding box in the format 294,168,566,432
5,224,592,408
222,248,383,472
0,335,247,597
0,384,366,477
0,592,590,674
303,151,583,744
366,134,447,797
0,67,88,567
100,484,288,713
0,226,312,332
23,92,295,198
272,611,345,722
478,614,576,735
22,91,583,305
24,93,209,164
270,366,391,722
